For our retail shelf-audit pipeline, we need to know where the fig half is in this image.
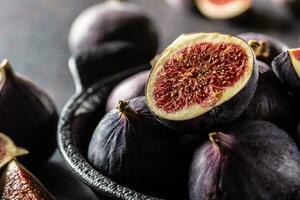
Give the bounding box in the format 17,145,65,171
146,32,258,132
238,32,288,65
88,97,197,199
0,132,28,169
0,160,54,200
240,61,296,132
272,47,300,96
195,0,252,19
189,121,300,200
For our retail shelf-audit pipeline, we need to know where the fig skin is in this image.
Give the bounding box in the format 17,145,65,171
146,33,259,133
189,121,300,200
240,61,296,132
0,60,58,172
69,41,149,93
68,0,159,60
238,32,288,65
0,160,54,200
106,69,150,111
272,50,300,97
88,96,199,199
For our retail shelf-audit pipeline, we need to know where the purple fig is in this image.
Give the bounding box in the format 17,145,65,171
240,61,296,132
189,121,300,200
68,0,159,60
88,96,198,199
0,59,58,171
106,70,150,111
272,47,300,97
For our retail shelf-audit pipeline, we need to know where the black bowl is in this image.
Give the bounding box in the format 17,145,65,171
57,64,161,200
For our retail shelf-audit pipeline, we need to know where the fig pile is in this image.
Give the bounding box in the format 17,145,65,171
86,32,300,199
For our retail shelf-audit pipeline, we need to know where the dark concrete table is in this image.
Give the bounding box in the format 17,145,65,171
0,0,299,199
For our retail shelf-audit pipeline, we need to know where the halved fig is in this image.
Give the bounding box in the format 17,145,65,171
0,132,28,169
0,160,54,200
195,0,252,19
189,121,300,200
272,48,300,96
238,32,288,65
146,32,258,132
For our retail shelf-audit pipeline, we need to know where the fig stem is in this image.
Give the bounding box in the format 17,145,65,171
117,100,137,117
248,40,270,59
209,132,233,154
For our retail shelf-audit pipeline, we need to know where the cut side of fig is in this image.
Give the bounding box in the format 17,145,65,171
0,133,28,169
146,32,258,131
189,121,300,200
238,32,288,65
195,0,251,19
0,160,54,200
272,47,300,96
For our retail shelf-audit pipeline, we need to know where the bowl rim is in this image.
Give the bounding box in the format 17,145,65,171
57,66,162,200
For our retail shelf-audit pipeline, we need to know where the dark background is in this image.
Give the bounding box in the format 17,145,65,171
0,0,299,199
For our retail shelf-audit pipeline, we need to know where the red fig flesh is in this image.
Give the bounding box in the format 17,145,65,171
0,160,54,200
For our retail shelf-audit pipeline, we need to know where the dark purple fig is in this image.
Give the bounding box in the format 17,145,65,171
272,47,300,97
88,96,198,199
146,32,258,132
106,70,150,111
0,60,58,172
68,0,159,60
189,121,300,200
0,132,28,169
195,0,252,20
69,41,149,93
0,160,54,200
240,61,296,132
238,32,288,65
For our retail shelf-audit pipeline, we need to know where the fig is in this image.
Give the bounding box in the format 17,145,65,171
195,0,252,20
106,69,150,111
69,41,149,93
68,0,159,60
0,160,54,200
88,96,198,199
189,121,300,200
0,59,58,171
272,47,300,96
146,32,258,132
240,61,296,132
238,32,288,65
0,132,28,169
